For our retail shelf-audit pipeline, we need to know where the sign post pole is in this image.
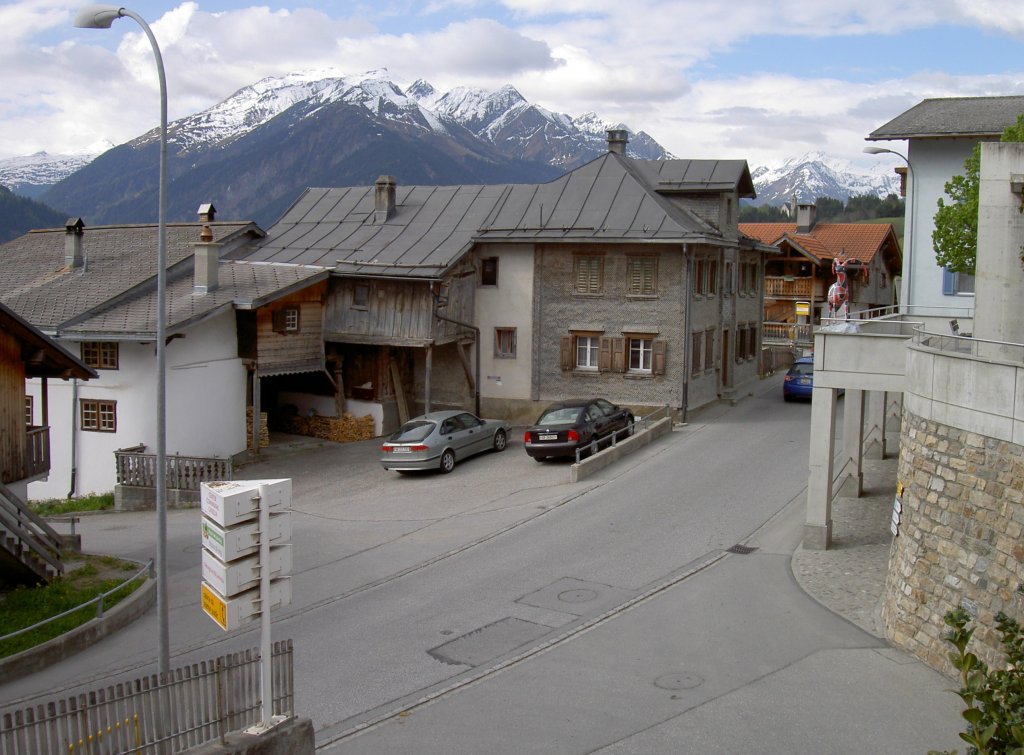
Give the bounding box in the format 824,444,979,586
257,484,273,728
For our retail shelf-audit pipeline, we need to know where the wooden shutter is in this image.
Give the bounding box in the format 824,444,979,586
560,336,573,371
272,309,286,333
598,337,612,372
653,339,667,375
612,337,626,373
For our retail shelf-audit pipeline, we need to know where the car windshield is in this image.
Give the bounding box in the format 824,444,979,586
388,420,434,443
790,362,814,376
537,407,581,425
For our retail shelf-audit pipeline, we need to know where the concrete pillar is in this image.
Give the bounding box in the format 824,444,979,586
863,390,885,460
837,389,865,497
804,385,838,550
974,143,1024,349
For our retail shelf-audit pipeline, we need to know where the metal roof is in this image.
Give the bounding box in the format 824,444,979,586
868,96,1024,140
249,153,759,277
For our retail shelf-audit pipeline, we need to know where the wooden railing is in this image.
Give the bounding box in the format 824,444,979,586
765,276,820,299
0,640,294,754
23,426,49,481
115,448,232,490
0,480,64,581
763,321,813,346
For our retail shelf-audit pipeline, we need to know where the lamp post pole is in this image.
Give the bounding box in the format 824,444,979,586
864,146,914,314
74,4,170,677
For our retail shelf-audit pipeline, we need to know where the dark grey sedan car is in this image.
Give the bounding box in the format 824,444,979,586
524,398,634,461
380,410,510,473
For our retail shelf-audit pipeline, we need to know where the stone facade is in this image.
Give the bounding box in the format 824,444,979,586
884,410,1024,674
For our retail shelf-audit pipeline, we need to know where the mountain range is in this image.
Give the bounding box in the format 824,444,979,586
0,70,903,230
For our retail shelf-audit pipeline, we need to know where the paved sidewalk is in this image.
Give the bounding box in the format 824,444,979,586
792,456,898,639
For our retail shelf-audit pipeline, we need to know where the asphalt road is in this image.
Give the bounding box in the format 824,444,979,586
0,375,960,752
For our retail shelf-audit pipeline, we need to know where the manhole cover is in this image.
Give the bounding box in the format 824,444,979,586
654,672,704,691
727,544,758,555
557,589,599,604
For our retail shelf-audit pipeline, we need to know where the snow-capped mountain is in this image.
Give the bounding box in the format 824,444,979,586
36,69,671,226
749,151,902,206
0,151,100,198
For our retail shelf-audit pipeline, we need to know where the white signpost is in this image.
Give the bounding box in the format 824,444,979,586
200,479,292,731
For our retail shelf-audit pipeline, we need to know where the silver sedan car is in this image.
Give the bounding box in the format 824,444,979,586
379,410,510,473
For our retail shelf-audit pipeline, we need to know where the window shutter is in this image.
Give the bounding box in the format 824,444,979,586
599,337,612,372
559,336,573,371
653,339,667,375
612,337,626,373
643,259,655,294
272,309,286,333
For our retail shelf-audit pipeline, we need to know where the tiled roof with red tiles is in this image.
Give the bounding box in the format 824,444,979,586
738,222,900,266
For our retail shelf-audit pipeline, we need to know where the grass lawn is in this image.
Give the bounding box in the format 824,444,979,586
0,554,146,659
29,492,114,517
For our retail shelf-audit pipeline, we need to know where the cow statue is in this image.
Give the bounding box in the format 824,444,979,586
827,257,850,320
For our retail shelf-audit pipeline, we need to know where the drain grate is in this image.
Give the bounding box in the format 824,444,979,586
726,544,758,555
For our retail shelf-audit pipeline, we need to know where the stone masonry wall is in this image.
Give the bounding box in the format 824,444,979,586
883,410,1024,675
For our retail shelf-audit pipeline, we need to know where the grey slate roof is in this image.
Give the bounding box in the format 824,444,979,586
248,153,758,278
0,221,329,338
0,222,263,330
868,96,1024,140
64,261,330,338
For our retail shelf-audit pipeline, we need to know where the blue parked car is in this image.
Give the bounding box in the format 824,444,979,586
783,356,814,401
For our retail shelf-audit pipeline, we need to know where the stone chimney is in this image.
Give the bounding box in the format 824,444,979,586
607,129,629,155
64,217,85,269
193,224,221,294
795,203,818,234
197,203,216,223
374,176,397,224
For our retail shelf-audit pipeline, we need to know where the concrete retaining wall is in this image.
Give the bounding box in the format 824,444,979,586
0,574,155,682
187,716,315,754
570,417,673,482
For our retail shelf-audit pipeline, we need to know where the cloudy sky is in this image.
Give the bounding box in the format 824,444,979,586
3,0,1023,169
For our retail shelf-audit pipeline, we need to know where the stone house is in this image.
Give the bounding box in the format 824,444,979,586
246,131,775,428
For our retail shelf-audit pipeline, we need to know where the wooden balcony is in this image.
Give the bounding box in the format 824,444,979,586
764,276,822,300
2,425,50,484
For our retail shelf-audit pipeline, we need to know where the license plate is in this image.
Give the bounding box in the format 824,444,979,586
392,447,412,454
799,378,810,385
538,434,557,441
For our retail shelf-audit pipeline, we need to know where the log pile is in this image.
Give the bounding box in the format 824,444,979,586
246,408,270,449
278,413,376,443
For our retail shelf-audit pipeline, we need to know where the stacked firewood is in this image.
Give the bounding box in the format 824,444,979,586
246,408,270,449
278,413,375,443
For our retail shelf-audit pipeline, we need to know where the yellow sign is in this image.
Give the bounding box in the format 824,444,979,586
201,582,228,631
795,301,810,316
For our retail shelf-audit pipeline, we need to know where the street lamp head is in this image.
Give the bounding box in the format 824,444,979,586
74,5,125,29
863,146,891,155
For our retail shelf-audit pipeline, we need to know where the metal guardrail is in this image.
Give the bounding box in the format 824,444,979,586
0,560,153,647
914,326,1024,363
574,405,670,463
0,640,295,754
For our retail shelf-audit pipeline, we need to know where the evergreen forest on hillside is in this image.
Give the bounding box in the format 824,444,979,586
740,193,905,223
0,185,66,244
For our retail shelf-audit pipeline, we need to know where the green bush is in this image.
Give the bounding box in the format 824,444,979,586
930,608,1024,755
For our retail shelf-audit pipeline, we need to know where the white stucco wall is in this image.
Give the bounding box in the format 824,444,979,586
905,138,980,313
475,246,534,403
26,309,246,500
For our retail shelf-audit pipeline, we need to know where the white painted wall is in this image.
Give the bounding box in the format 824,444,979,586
26,309,246,500
475,246,534,402
905,138,980,312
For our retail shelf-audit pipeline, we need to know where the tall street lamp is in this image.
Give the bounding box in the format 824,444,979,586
74,4,170,677
864,145,914,313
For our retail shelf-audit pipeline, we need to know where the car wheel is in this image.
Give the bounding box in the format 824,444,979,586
493,429,507,452
783,395,793,403
533,455,546,462
439,449,456,473
626,414,635,435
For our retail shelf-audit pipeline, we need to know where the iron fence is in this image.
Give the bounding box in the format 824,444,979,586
0,640,294,754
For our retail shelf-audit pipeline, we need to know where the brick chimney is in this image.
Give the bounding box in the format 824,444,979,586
796,203,818,234
64,217,85,269
193,224,221,293
374,176,396,224
197,203,216,223
607,129,629,155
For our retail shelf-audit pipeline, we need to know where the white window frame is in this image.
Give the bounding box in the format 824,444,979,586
576,335,600,370
628,337,653,373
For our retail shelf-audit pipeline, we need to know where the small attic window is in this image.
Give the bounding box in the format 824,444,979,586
272,306,301,334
